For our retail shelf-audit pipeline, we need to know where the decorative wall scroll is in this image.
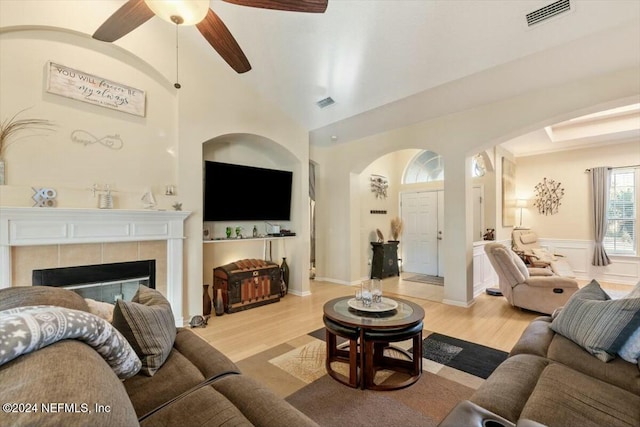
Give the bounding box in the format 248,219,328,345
71,130,124,150
370,174,389,199
46,62,146,117
533,177,565,215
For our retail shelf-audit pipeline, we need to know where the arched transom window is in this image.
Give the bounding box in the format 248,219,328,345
403,150,444,184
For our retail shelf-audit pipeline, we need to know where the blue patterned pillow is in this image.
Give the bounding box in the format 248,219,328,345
618,281,640,364
550,280,640,362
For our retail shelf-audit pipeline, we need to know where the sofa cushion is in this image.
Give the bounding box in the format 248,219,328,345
0,340,139,427
547,333,640,395
113,286,176,376
519,363,640,427
509,317,555,358
511,250,530,280
469,354,550,423
139,385,253,427
215,374,319,427
550,280,640,361
172,328,240,378
125,346,209,417
124,328,240,417
0,286,90,312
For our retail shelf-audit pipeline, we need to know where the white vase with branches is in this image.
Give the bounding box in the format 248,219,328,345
0,108,55,185
390,216,404,241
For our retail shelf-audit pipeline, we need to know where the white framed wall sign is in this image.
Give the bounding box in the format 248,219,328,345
46,61,146,117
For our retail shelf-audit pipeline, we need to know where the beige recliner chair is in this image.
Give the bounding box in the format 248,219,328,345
512,230,575,278
484,243,579,315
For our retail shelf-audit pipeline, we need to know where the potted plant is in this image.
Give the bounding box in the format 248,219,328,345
0,108,55,185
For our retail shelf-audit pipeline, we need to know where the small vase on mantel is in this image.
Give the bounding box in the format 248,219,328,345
214,288,225,316
202,284,212,317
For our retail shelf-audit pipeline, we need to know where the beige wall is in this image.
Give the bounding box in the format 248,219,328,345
0,1,309,320
515,140,640,241
312,67,640,305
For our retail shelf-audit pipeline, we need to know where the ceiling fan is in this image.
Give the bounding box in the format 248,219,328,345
93,0,328,74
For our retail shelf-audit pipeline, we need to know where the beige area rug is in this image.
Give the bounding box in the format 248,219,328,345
236,331,485,427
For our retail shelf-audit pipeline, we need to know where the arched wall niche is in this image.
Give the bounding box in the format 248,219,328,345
201,132,304,294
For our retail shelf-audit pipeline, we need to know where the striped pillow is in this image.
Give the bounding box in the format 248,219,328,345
550,280,640,362
112,286,176,376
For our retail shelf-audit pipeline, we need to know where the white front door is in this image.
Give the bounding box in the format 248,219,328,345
437,190,445,277
401,191,439,275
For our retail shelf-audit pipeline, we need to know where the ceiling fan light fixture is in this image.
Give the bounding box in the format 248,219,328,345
144,0,209,26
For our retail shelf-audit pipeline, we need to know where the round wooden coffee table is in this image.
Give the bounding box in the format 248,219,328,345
323,296,425,390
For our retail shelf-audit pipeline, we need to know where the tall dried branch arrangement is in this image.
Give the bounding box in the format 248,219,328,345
390,216,404,241
0,108,56,158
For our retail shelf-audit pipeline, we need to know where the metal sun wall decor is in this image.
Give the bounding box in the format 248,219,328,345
533,177,565,215
370,174,389,199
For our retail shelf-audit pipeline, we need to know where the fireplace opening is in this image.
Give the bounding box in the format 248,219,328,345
32,260,156,304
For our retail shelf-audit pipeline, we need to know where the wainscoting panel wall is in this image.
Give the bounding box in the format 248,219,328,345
539,238,639,286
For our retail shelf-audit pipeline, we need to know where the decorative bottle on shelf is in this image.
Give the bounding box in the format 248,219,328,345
214,288,225,316
202,284,212,317
280,257,290,296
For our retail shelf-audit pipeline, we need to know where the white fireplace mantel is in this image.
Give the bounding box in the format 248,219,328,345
0,207,191,326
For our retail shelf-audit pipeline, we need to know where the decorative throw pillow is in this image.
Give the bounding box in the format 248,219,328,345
550,280,640,362
112,286,176,376
618,281,640,364
85,298,115,323
0,305,141,379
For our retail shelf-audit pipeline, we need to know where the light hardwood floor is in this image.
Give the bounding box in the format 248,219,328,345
193,279,521,361
193,278,632,362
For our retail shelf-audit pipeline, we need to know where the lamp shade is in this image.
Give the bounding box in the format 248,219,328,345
145,0,209,25
516,199,528,208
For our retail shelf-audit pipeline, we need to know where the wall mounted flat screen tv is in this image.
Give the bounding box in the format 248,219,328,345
204,161,293,221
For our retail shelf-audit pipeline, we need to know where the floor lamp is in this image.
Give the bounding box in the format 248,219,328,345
515,199,529,229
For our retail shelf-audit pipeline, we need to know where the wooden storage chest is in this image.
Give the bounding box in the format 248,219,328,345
213,259,282,313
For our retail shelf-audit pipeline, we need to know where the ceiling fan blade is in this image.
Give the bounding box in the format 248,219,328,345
222,0,328,13
93,0,155,42
196,9,252,74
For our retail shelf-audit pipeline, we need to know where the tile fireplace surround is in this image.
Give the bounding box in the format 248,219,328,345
0,207,191,326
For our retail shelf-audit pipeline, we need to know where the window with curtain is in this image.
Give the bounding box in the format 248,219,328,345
604,168,637,255
403,150,444,184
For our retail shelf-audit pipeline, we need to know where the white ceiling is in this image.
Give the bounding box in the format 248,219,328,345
200,0,640,147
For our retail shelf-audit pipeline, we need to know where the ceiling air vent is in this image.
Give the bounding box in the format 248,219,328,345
316,97,335,109
526,0,571,27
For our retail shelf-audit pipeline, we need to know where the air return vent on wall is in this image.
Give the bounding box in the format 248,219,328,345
316,97,335,108
526,0,571,26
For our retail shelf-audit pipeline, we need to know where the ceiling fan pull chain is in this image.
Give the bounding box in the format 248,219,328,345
174,22,181,89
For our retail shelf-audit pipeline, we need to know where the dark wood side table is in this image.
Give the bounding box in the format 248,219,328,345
323,296,425,390
370,241,399,279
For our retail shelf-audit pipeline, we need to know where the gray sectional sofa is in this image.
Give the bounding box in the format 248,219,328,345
439,281,640,427
0,286,317,427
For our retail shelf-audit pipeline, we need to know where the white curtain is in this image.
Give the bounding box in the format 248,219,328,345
590,167,612,266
